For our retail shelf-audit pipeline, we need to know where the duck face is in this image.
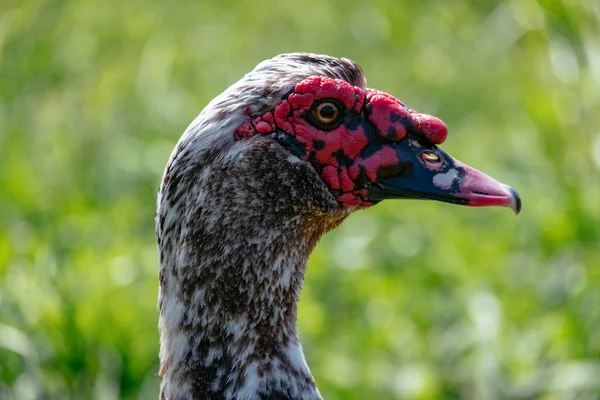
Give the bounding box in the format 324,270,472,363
235,76,520,214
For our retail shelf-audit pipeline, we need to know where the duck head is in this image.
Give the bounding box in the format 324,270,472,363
234,71,520,214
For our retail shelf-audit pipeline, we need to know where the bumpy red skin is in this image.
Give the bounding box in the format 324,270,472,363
234,76,448,207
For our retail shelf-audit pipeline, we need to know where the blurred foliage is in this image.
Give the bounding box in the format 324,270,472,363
1,0,599,398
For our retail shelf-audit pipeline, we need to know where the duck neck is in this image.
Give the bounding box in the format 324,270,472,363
158,233,317,399
157,138,349,399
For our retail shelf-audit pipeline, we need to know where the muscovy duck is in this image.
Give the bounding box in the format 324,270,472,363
156,53,521,400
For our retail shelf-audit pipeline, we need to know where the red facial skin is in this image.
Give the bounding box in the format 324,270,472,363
234,76,448,207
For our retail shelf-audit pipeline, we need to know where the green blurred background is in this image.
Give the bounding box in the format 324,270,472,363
1,0,599,398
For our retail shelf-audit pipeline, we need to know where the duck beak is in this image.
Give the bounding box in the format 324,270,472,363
365,141,521,215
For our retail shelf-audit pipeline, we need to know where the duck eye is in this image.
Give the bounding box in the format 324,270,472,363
316,102,339,123
310,100,343,129
422,150,441,163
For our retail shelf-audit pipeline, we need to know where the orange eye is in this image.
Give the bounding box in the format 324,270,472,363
313,101,341,125
422,150,441,163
